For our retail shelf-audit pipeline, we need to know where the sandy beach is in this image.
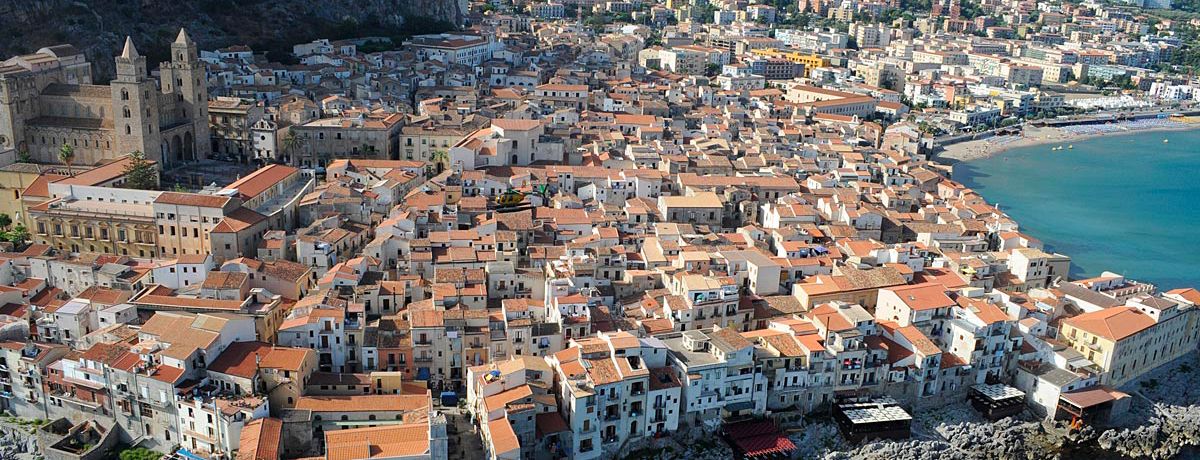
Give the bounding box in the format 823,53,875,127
935,120,1200,163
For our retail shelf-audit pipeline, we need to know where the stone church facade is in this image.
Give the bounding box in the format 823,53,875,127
0,29,210,168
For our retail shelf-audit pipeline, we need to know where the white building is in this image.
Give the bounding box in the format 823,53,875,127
662,327,768,427
547,331,682,460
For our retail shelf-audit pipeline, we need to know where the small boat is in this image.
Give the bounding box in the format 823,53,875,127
1067,145,1073,149
1163,139,1169,143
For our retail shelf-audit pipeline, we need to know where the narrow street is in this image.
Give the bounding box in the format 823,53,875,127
441,405,484,459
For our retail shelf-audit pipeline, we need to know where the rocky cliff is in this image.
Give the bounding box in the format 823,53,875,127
0,0,463,78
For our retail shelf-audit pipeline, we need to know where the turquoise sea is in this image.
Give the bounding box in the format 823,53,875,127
952,128,1200,290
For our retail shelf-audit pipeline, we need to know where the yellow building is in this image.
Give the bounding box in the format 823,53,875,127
1060,298,1199,387
750,49,830,77
27,183,159,257
0,164,52,229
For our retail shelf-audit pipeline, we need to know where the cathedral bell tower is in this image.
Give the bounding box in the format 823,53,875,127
110,37,162,167
159,28,211,163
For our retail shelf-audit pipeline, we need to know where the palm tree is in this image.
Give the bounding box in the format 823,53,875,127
58,143,75,176
281,130,304,164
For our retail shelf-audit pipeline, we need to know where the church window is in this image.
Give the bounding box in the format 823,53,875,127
123,106,131,118
121,89,129,100
126,125,132,135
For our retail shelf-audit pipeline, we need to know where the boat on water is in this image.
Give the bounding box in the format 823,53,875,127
1068,145,1073,149
1163,139,1170,143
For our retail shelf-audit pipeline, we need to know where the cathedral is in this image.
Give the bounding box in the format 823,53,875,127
0,29,210,168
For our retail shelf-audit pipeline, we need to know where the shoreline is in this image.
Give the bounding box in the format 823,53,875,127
933,121,1200,164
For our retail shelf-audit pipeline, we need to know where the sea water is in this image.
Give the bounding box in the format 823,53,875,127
952,129,1200,289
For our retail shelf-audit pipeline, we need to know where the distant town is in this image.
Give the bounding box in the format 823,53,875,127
0,0,1197,459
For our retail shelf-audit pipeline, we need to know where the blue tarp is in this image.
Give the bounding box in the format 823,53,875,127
176,449,207,460
417,367,430,380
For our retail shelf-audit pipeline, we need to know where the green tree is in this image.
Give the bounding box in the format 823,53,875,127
428,149,450,177
58,143,75,176
16,146,31,163
118,447,163,460
3,225,29,245
0,214,10,230
122,151,159,190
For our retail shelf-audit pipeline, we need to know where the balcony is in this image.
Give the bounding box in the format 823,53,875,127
604,412,621,421
413,356,433,364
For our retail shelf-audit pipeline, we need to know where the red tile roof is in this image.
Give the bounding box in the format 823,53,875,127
222,164,298,200
239,418,283,460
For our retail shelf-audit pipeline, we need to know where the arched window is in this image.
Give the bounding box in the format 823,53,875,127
125,125,131,135
121,89,129,100
123,106,131,118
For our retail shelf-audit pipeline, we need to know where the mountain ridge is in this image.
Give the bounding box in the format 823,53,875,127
0,0,464,79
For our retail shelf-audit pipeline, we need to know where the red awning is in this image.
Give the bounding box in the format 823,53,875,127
726,420,797,457
735,433,797,457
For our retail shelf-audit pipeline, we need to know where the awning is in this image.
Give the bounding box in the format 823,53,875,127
63,375,106,390
725,420,797,458
724,401,754,413
736,434,797,458
333,420,405,427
